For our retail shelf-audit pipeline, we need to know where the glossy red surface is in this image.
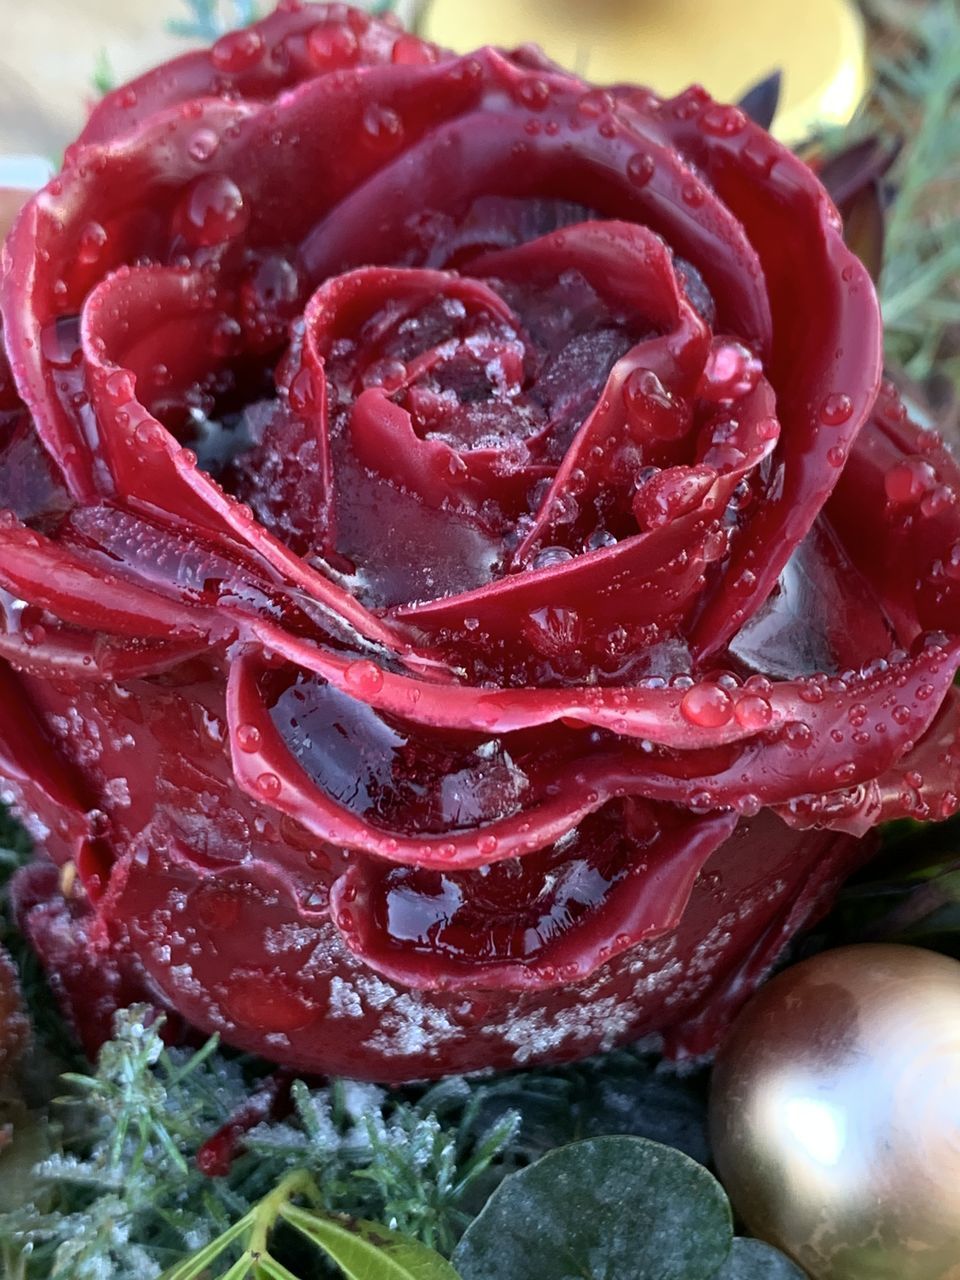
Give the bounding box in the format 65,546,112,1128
0,3,957,1080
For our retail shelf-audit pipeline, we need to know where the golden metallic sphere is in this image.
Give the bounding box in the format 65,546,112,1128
710,945,960,1280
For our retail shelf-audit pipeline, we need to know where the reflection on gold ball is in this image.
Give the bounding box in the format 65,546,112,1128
710,945,960,1280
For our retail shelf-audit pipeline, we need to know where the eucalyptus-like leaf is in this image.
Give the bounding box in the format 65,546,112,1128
711,1239,806,1278
453,1136,732,1280
281,1204,462,1280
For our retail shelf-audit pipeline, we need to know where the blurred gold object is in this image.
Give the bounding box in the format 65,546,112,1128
710,945,960,1280
421,0,868,144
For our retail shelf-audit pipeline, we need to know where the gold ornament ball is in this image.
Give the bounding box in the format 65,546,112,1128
710,945,960,1280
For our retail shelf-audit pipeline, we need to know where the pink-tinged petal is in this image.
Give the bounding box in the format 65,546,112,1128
329,805,737,990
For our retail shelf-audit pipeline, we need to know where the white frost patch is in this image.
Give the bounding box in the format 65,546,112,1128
103,777,131,809
364,993,457,1058
327,976,364,1019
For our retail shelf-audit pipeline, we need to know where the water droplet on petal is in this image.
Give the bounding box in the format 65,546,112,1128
192,881,243,930
236,723,262,753
256,772,281,799
577,88,615,118
819,393,853,425
188,127,221,163
211,28,265,73
78,221,108,265
288,366,320,414
306,21,359,68
699,340,763,403
106,369,136,402
885,457,937,504
699,104,747,136
344,659,385,697
531,546,575,570
680,682,734,728
733,693,773,731
517,78,551,109
627,152,655,187
176,173,249,248
363,104,403,143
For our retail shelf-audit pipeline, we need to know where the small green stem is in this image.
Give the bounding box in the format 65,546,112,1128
248,1170,321,1258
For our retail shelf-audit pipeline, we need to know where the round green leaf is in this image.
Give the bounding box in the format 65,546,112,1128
453,1135,732,1280
712,1239,807,1278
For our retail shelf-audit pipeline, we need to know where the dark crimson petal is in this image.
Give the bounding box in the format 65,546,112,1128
227,647,622,868
1,64,491,502
223,637,958,871
0,512,216,641
301,54,772,352
596,641,960,814
76,3,417,148
726,515,898,679
0,627,209,683
12,862,160,1058
0,412,72,529
72,808,869,1079
663,823,873,1058
870,688,960,824
467,220,710,559
301,265,533,515
0,664,92,866
3,0,952,1089
622,88,883,658
242,618,936,758
329,804,738,990
78,267,407,652
396,378,778,644
828,382,960,643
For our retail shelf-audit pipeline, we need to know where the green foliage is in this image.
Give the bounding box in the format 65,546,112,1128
167,0,261,40
712,1239,805,1278
866,0,960,388
156,1171,460,1280
0,1009,517,1280
452,1136,799,1280
91,48,116,97
818,813,960,956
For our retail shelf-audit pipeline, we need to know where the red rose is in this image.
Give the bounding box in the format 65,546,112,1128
2,3,959,1081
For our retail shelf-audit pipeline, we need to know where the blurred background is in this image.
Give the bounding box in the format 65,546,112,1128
0,0,870,154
